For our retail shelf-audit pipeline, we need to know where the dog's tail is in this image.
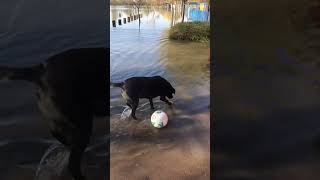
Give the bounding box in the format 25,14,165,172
110,82,124,89
0,64,45,84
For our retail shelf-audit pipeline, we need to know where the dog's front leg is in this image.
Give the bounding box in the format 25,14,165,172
149,98,155,109
69,145,86,180
160,96,172,105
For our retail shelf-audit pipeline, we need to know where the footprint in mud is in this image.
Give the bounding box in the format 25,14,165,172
155,142,176,150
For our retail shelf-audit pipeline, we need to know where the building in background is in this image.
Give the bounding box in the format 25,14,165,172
187,0,210,22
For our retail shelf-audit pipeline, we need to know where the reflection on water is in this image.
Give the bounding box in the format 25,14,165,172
110,5,210,179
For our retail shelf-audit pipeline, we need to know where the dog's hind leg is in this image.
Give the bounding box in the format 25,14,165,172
149,98,155,109
126,102,132,108
68,127,91,180
123,91,133,109
69,145,86,180
131,98,139,120
160,96,172,105
67,112,93,180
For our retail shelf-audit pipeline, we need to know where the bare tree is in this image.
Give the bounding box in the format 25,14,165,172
181,0,188,23
207,0,210,21
131,0,146,25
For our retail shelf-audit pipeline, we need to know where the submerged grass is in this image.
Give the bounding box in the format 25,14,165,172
169,22,210,42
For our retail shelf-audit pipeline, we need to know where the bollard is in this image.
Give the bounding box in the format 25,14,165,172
112,20,116,27
118,19,122,25
123,18,126,24
128,17,130,22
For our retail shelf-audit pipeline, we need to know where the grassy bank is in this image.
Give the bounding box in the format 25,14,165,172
169,22,210,42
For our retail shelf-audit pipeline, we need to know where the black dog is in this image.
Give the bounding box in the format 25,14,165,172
0,48,108,180
111,76,175,119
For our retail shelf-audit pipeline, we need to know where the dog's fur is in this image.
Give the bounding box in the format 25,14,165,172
111,76,175,119
0,48,108,180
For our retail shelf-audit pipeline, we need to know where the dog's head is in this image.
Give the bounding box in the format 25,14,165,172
167,93,174,99
156,76,175,99
167,85,175,99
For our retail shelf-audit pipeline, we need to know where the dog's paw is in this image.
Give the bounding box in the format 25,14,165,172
131,116,138,120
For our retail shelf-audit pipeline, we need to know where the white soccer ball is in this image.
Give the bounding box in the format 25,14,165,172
151,110,168,128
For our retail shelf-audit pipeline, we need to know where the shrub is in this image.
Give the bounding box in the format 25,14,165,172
169,22,210,42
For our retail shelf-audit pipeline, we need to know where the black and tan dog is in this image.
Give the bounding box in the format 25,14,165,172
0,48,108,180
111,76,175,119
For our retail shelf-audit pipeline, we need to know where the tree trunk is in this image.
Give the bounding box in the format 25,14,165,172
171,5,174,27
138,7,141,28
181,0,184,16
182,1,185,23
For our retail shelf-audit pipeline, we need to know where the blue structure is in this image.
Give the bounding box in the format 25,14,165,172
187,7,210,22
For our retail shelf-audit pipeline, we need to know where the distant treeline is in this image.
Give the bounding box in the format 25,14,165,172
110,0,131,5
110,0,165,5
111,0,209,6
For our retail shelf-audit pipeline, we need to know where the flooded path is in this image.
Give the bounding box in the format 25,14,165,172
110,6,210,180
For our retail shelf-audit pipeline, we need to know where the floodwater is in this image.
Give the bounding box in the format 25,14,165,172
0,1,107,180
110,6,210,179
